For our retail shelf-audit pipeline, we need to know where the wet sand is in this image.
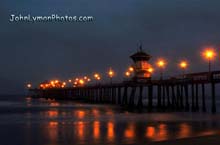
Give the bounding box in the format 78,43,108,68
1,95,220,145
150,135,220,145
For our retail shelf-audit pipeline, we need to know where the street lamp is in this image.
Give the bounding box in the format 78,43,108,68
202,48,216,73
125,71,131,77
61,82,66,88
128,66,134,72
179,60,188,78
156,59,166,80
148,67,154,74
27,83,32,89
94,73,101,84
79,79,85,86
108,68,114,84
94,73,99,79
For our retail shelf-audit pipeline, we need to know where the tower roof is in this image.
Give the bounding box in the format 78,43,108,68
130,45,151,61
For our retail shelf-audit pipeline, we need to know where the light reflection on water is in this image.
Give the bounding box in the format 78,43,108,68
0,97,220,145
47,110,59,118
93,121,100,140
178,123,192,138
75,121,86,143
39,119,219,145
23,98,220,144
75,110,86,119
48,121,58,144
37,105,220,145
107,121,115,142
124,122,135,144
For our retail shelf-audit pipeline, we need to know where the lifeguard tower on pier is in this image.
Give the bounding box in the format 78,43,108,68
130,45,153,82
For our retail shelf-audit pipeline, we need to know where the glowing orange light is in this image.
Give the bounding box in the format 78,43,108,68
108,68,114,78
76,110,85,119
93,121,100,139
148,68,154,73
157,123,168,141
178,123,191,138
157,59,166,68
49,121,58,126
79,79,84,85
87,78,91,82
76,121,85,139
27,83,32,88
124,123,135,138
68,79,72,83
84,76,88,80
55,80,59,83
94,73,101,80
202,48,216,60
146,126,156,138
94,73,99,78
179,61,188,69
107,121,115,141
125,71,131,77
47,110,58,117
129,66,134,72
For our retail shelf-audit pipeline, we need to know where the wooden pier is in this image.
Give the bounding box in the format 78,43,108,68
29,71,220,113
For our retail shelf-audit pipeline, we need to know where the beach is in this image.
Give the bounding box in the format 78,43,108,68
0,95,220,145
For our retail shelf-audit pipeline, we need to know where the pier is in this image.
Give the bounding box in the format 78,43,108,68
29,70,220,113
28,47,219,113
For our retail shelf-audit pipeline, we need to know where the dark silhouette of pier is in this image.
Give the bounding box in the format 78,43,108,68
30,70,220,113
28,47,220,113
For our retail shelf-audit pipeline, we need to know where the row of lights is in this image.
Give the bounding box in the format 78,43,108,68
38,80,67,89
26,48,218,88
156,48,217,79
70,76,91,87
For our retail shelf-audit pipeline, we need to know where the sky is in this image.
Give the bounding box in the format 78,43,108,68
0,0,220,94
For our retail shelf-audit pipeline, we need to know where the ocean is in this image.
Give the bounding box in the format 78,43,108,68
0,95,220,145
